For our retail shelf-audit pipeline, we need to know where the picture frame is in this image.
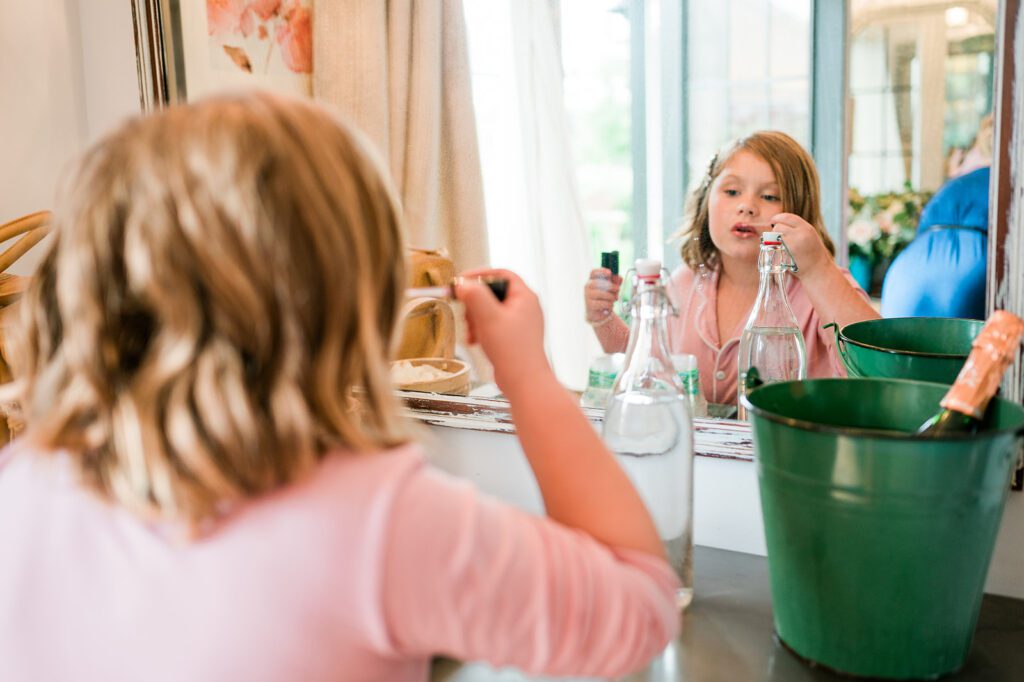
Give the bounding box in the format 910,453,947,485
131,0,312,109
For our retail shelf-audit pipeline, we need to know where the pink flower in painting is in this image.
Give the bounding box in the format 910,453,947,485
207,0,247,36
248,0,282,21
240,0,282,35
275,2,312,74
239,9,255,36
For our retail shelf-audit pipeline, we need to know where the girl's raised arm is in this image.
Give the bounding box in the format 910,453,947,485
457,270,664,559
584,269,630,353
771,212,881,328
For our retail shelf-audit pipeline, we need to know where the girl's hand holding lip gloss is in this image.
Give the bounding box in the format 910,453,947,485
406,276,509,302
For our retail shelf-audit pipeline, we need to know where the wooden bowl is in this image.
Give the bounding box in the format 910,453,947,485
391,357,470,396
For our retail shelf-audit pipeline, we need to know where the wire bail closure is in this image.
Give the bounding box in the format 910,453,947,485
620,267,680,318
778,235,799,273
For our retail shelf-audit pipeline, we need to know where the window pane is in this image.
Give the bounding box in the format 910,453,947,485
769,79,810,140
687,0,812,180
561,0,634,266
688,1,730,84
849,26,888,90
847,3,994,197
728,82,772,135
687,84,729,184
770,1,810,79
728,0,769,82
851,91,889,155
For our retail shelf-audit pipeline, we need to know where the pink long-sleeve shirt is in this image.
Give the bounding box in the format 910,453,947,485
0,443,679,681
667,266,868,405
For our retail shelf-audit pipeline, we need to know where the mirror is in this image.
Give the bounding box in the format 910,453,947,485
846,0,997,311
3,2,1021,448
128,1,823,421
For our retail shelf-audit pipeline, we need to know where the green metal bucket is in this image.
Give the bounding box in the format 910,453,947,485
828,317,984,384
744,378,1024,679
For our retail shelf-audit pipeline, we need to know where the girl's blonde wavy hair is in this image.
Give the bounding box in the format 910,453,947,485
7,91,411,527
677,130,835,269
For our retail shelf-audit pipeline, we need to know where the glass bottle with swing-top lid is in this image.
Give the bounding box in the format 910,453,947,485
602,258,695,609
736,231,807,419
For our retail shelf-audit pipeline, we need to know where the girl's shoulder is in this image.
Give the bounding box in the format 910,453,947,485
318,441,427,490
668,263,717,294
668,263,699,287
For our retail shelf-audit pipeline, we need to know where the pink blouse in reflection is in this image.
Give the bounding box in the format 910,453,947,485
667,266,869,405
0,444,679,681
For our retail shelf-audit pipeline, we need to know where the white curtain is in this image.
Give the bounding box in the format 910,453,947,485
312,0,489,274
466,0,598,391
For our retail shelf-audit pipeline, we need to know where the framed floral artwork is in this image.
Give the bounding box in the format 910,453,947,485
132,0,312,108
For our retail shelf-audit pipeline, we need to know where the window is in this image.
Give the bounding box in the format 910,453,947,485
560,1,635,269
848,3,995,195
687,0,812,184
467,0,813,274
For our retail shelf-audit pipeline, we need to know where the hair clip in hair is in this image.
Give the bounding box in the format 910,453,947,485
705,152,719,174
702,152,719,185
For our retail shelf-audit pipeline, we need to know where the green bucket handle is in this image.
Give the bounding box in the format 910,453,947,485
823,321,850,365
823,319,856,376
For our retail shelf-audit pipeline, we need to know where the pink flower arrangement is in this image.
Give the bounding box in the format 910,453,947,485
206,0,311,74
847,185,932,262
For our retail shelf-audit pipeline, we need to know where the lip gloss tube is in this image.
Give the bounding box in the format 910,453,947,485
406,276,508,302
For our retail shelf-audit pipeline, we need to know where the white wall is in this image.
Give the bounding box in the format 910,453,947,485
422,425,768,554
0,0,138,274
424,424,1024,600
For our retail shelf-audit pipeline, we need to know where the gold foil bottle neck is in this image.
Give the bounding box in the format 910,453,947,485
940,310,1024,419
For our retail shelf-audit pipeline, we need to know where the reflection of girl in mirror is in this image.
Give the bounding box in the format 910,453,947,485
584,131,879,406
882,113,994,321
0,92,678,679
946,114,993,179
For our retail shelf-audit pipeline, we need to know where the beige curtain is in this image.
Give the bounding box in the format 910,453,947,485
312,0,489,273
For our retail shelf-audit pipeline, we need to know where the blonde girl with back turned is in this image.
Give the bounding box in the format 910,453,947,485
585,131,879,406
0,92,678,681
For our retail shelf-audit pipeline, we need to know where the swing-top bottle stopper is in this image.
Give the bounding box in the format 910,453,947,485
635,258,662,281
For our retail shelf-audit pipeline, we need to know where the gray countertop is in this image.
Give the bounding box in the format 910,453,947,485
431,546,1024,681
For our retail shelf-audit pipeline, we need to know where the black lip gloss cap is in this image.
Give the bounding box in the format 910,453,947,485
600,251,620,276
481,277,508,302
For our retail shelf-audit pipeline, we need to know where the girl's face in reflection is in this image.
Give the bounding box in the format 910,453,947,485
707,150,782,266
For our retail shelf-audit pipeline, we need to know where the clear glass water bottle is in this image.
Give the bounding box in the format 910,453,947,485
736,231,807,419
602,258,695,610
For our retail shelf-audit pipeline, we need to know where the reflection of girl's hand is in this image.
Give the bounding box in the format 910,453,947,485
584,268,623,323
769,212,831,280
456,269,552,397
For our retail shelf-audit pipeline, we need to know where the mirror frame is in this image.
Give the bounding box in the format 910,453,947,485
990,0,1024,488
398,391,755,461
129,1,1024,467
